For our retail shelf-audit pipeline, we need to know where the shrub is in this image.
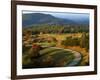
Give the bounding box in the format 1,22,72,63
61,37,80,46
28,44,42,58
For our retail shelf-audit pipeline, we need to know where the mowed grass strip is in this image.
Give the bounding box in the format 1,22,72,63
40,47,61,55
49,50,71,56
39,49,74,66
50,51,74,62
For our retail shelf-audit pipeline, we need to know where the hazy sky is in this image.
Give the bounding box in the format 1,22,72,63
22,11,89,20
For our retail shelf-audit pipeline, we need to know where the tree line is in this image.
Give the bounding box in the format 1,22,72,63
23,24,89,34
61,32,89,51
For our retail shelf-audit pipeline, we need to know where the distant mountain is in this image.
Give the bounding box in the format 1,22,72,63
22,13,89,27
71,18,89,25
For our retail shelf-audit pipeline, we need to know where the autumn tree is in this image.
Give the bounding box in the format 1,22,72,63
80,32,87,48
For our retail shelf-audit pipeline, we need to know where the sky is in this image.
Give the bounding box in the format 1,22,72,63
22,10,89,20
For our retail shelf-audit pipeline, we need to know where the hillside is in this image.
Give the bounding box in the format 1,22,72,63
22,13,89,27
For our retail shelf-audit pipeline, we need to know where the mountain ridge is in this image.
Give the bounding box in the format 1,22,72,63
22,13,89,27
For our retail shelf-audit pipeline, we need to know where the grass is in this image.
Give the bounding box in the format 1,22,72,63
44,33,82,40
22,47,75,68
39,48,74,67
61,46,89,66
22,33,89,67
35,42,56,47
40,47,60,55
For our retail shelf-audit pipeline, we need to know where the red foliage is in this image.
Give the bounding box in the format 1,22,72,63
32,44,41,49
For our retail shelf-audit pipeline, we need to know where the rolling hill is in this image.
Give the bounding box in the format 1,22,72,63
22,13,89,27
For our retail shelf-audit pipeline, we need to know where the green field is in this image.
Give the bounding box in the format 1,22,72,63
22,47,81,69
